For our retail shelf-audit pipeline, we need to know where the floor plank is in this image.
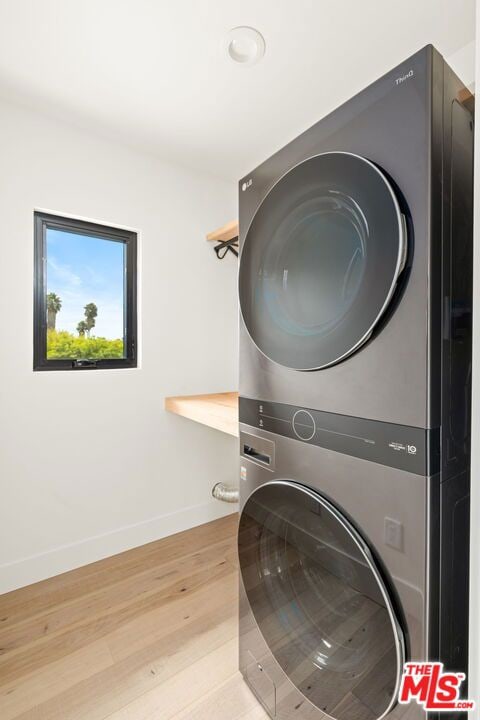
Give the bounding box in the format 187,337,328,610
0,641,114,720
171,673,270,720
0,514,260,720
0,515,237,628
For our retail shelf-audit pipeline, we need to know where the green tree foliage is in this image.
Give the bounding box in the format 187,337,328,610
84,302,98,336
47,330,124,359
47,292,62,330
76,320,88,337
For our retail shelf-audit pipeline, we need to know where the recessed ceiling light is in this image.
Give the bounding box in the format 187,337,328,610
225,27,266,66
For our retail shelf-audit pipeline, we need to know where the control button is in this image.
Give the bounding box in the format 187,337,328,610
292,409,316,441
384,517,404,552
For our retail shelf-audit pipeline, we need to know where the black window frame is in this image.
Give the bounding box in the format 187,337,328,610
34,211,137,371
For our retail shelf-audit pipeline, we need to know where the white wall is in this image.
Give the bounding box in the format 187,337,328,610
470,11,480,706
0,100,238,594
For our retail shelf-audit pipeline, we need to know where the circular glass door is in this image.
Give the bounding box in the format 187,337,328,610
239,152,407,370
238,481,404,720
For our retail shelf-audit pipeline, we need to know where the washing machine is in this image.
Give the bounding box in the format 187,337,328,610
237,45,473,720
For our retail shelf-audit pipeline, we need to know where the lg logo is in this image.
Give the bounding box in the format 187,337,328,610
242,178,253,191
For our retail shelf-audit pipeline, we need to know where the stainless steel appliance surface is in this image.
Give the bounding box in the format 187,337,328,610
237,44,473,720
238,412,470,720
238,45,472,431
238,425,430,720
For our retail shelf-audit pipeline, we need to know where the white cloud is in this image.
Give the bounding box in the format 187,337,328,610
48,257,82,287
54,290,123,339
48,257,123,339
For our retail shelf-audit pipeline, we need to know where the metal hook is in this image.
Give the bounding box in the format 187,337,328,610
214,237,239,259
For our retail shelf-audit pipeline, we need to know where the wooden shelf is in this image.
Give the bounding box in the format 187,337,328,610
206,220,239,243
458,87,474,113
165,392,239,437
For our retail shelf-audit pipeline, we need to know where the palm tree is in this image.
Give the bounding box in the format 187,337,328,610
77,320,88,337
47,293,62,330
84,303,98,336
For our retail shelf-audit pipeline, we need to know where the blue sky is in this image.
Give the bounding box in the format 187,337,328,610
47,228,125,339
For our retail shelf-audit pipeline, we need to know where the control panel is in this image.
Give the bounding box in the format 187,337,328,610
239,397,439,476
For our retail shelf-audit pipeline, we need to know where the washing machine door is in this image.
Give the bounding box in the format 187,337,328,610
238,481,405,720
239,152,407,370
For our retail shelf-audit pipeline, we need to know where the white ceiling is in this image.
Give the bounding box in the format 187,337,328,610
0,0,475,181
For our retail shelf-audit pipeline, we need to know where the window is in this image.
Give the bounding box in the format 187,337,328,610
34,212,137,370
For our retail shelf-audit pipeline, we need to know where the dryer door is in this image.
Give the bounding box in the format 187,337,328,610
239,152,407,370
238,480,405,720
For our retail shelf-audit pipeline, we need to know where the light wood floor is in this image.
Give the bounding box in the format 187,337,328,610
0,514,269,720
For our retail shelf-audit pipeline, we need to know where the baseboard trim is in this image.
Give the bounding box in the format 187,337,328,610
0,500,236,595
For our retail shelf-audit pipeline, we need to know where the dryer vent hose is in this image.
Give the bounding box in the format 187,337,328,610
212,482,239,503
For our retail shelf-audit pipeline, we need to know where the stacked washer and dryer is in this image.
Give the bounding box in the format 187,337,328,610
236,46,473,720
